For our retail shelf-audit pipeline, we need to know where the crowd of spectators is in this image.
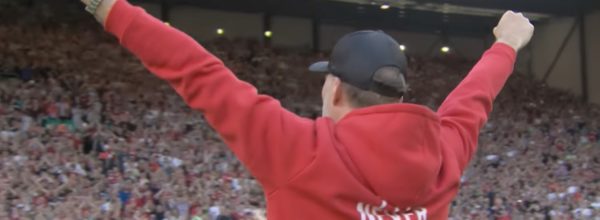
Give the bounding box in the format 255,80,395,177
0,1,599,219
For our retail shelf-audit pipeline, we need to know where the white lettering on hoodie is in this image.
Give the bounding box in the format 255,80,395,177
357,201,427,220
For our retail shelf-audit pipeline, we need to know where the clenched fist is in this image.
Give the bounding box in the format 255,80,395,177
494,11,535,52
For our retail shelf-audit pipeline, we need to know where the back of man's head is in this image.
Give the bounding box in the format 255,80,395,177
341,66,406,108
309,30,408,120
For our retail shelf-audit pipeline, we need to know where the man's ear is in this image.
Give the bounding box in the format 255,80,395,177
332,78,344,105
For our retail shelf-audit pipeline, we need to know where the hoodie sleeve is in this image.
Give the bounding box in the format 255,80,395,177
437,43,516,170
104,0,316,193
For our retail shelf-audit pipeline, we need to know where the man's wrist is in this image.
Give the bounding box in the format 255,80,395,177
85,0,103,14
93,0,117,25
496,38,521,52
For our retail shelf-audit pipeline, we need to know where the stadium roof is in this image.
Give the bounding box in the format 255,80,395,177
137,0,600,37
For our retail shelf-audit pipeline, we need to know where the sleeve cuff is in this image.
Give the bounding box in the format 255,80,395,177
104,0,139,39
490,42,517,62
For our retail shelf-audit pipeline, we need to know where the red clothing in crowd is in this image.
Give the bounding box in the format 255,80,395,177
45,102,58,118
105,1,517,219
149,161,160,172
496,215,511,220
99,151,111,160
135,196,147,208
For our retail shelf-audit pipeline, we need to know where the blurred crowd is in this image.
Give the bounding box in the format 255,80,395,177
0,1,599,220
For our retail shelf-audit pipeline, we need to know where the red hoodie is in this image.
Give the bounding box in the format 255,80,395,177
105,1,517,219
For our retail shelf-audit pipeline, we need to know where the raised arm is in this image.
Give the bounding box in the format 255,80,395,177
437,11,534,169
80,0,316,193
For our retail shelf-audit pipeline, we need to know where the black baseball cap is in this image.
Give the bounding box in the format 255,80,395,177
309,30,408,97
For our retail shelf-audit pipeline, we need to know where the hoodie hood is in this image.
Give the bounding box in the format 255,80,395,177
334,103,442,209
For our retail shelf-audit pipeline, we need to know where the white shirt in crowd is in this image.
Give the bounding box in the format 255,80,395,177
208,205,220,220
20,115,32,132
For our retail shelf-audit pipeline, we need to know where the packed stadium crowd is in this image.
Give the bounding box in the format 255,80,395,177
0,2,599,220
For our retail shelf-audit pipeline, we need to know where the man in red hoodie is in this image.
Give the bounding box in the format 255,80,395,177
80,0,533,219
